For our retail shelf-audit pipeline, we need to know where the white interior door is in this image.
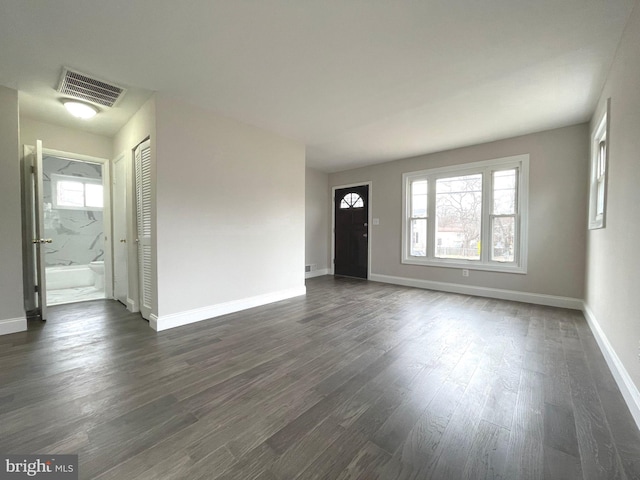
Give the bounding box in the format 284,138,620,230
134,140,152,320
33,140,50,320
22,145,37,314
113,154,128,305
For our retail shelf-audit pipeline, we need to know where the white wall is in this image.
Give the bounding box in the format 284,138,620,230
585,0,640,425
305,167,330,276
152,95,306,330
113,96,156,157
20,116,112,160
329,124,588,303
0,86,25,335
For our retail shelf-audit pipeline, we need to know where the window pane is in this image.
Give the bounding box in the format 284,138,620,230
598,141,606,178
57,180,85,207
411,180,427,218
596,180,605,215
492,216,515,262
435,174,482,260
340,192,364,209
85,183,103,208
493,169,516,215
410,219,426,256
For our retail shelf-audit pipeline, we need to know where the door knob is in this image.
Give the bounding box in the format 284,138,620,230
120,239,127,243
33,238,52,244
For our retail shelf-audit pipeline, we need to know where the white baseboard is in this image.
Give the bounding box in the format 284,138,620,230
151,286,307,332
305,268,330,279
369,273,583,310
149,313,159,330
582,302,640,430
0,316,27,336
126,297,139,313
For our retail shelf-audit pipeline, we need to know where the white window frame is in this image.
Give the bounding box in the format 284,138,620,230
402,154,529,274
588,98,610,230
51,173,104,211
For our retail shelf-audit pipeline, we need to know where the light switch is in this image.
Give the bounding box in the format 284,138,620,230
373,218,380,225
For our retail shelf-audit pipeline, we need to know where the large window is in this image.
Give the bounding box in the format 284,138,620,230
51,174,103,210
402,154,529,273
589,99,609,230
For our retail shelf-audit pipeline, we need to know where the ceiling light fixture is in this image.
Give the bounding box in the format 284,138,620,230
63,100,98,119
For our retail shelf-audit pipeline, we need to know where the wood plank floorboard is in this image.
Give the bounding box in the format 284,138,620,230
0,275,638,479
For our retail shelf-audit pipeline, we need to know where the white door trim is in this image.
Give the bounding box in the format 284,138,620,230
112,152,129,307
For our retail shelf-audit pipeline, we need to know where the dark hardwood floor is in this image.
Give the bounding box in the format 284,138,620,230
1,276,639,479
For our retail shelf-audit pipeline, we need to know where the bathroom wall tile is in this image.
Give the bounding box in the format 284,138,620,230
42,156,104,267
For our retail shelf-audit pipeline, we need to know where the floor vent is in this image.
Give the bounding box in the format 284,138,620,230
57,67,126,107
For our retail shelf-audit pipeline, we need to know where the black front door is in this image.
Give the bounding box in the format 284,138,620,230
334,185,369,279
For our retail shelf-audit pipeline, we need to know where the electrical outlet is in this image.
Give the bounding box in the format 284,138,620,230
462,269,469,277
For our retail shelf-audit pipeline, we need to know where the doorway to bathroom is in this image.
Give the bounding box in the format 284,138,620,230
23,143,112,314
43,152,110,305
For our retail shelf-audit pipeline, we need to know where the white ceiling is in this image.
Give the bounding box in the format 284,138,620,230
0,0,635,172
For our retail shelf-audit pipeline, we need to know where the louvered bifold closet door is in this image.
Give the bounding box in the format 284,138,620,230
134,139,153,320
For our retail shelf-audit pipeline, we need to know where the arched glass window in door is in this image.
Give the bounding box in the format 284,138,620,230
340,192,364,209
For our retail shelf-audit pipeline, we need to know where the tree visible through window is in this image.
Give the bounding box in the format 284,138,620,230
402,155,529,273
491,169,517,262
435,174,482,260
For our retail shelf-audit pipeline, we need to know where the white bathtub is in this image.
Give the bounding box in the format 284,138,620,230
46,264,94,290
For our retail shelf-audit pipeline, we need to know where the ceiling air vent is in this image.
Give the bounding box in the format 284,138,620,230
57,67,126,108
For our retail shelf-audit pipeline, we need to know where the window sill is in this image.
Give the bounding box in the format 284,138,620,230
52,205,104,212
402,257,527,274
588,219,605,230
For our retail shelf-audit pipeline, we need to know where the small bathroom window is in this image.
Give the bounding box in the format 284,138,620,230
51,174,103,210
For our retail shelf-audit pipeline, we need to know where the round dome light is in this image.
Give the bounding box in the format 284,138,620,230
63,100,97,119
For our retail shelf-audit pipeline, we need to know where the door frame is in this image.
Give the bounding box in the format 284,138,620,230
112,151,133,310
42,147,113,300
112,149,140,313
21,142,47,318
331,181,372,279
